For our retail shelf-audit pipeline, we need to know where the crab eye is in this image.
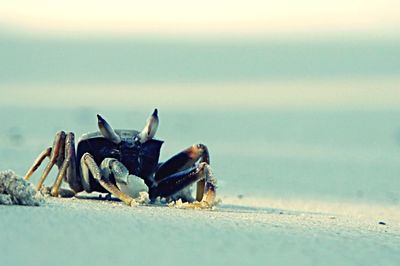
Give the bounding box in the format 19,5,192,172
97,114,121,144
138,109,159,143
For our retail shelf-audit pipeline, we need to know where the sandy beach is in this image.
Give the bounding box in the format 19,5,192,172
1,194,399,266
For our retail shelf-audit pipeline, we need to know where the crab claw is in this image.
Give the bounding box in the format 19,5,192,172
137,109,159,143
97,114,122,144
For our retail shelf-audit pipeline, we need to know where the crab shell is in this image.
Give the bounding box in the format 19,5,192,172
76,129,163,193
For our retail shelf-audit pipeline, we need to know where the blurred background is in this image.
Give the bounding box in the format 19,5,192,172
0,1,399,205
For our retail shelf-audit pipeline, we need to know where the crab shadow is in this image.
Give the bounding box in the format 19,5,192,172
218,203,332,217
74,194,331,217
75,194,121,202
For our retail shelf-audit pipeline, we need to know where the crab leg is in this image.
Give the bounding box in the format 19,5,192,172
36,131,66,190
155,144,210,201
50,133,75,197
64,133,82,193
50,159,70,196
81,153,136,206
24,147,52,180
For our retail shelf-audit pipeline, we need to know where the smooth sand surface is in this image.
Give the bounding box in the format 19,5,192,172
1,195,399,266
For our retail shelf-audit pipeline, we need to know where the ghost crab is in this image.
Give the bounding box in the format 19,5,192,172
24,109,217,208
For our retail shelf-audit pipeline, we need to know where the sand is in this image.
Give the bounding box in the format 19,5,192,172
1,194,399,266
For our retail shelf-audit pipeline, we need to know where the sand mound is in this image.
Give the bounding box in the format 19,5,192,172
0,170,43,206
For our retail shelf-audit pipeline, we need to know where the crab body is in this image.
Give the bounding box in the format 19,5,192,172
24,109,217,208
77,130,163,193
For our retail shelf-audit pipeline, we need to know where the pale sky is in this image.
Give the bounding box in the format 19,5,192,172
0,0,399,35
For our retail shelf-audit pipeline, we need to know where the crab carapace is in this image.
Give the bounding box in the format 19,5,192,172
24,109,217,208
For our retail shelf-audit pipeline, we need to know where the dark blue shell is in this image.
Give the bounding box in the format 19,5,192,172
77,130,163,192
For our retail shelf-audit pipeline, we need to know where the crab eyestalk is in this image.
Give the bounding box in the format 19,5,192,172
97,114,121,144
137,109,159,143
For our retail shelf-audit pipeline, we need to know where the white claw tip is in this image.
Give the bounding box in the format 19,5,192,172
138,109,159,143
97,114,121,144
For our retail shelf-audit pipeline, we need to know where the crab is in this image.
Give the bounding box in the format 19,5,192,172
24,109,217,208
